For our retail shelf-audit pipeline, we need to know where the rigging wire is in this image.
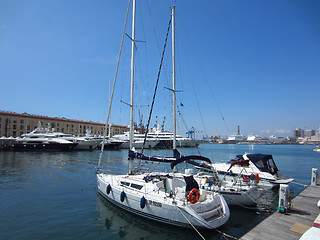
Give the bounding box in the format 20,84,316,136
181,47,209,138
145,0,170,85
97,0,131,171
134,1,150,117
141,14,172,153
179,24,231,136
171,18,208,138
145,0,171,120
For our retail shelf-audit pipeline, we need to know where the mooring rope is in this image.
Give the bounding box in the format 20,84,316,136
177,205,239,240
81,176,96,191
291,181,308,187
214,228,238,240
176,207,205,240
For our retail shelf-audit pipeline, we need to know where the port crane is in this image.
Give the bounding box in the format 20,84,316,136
177,107,202,139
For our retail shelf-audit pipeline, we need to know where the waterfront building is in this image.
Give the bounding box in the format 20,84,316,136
0,111,129,138
309,134,320,143
294,128,305,138
268,135,284,144
306,129,316,137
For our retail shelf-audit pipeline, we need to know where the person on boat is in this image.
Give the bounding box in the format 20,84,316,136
184,175,199,193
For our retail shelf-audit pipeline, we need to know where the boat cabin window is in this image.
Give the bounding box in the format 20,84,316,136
252,156,278,174
130,183,143,190
266,158,278,174
120,181,130,187
254,160,265,170
120,181,143,190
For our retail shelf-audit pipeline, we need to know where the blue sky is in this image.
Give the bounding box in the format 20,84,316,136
1,0,319,137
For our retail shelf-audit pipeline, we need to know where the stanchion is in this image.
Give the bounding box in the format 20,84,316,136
278,184,290,213
311,168,319,186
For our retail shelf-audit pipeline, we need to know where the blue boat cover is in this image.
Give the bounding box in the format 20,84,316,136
128,150,176,163
170,154,212,169
128,149,212,170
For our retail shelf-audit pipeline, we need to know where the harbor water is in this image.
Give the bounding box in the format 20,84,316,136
1,144,319,240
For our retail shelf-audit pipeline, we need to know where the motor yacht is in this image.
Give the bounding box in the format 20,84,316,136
13,128,77,151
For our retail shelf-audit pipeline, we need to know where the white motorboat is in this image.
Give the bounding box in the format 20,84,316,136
13,123,100,151
60,134,100,150
13,128,77,151
109,126,199,149
101,138,125,149
97,3,229,231
313,146,320,152
110,131,159,149
119,140,159,149
212,153,294,188
147,125,201,148
227,135,246,144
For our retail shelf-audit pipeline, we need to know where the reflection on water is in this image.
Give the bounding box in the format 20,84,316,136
0,151,99,189
97,194,193,240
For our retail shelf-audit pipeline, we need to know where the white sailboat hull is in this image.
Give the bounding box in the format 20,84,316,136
213,162,293,188
216,186,261,206
191,172,262,207
97,173,229,229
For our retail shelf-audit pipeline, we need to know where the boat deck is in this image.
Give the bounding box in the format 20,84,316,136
240,185,320,240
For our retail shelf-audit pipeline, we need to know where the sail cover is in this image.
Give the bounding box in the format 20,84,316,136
170,154,212,170
184,160,212,170
128,149,212,170
128,150,176,163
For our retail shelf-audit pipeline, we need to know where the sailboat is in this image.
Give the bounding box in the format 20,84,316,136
210,153,294,188
186,161,264,207
97,2,229,230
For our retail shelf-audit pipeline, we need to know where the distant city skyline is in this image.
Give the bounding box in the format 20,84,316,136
1,1,319,137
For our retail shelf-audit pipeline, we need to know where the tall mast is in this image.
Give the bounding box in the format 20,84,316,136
172,5,176,150
130,0,136,150
129,0,136,174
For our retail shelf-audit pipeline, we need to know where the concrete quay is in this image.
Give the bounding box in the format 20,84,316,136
240,184,320,240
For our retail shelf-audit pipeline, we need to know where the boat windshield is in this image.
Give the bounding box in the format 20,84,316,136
248,154,278,175
231,154,278,175
266,158,278,175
